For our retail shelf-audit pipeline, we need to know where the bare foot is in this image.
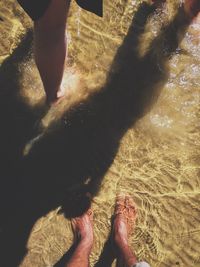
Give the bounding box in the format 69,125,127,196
55,68,81,104
113,195,137,250
184,0,200,20
71,208,94,249
48,85,69,106
56,85,69,99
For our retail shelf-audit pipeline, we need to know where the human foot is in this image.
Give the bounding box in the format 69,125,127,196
112,195,137,250
56,84,69,99
54,68,81,105
46,86,70,106
71,208,94,250
46,85,67,106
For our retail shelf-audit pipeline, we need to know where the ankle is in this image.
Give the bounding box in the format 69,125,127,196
115,237,129,252
78,236,93,252
79,229,93,247
117,245,137,267
113,218,129,247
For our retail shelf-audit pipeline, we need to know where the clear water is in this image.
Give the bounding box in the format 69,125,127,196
0,1,200,266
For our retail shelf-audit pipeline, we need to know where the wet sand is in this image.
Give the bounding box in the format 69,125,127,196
0,0,200,267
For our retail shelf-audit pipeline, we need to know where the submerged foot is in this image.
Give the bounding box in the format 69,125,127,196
112,195,137,251
46,85,69,106
51,68,81,106
56,84,69,100
71,208,94,250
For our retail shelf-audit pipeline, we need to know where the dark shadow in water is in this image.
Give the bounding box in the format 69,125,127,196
0,30,49,267
54,242,77,267
0,2,190,267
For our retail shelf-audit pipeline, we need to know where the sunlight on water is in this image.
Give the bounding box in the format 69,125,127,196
0,0,200,267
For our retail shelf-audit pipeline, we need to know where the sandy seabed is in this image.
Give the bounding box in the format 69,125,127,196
0,0,200,267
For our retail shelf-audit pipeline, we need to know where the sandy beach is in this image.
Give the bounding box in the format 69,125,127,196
0,0,200,266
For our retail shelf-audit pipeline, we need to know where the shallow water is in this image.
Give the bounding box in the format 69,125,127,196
0,0,200,267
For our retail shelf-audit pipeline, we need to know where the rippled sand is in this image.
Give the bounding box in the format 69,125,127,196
0,0,200,267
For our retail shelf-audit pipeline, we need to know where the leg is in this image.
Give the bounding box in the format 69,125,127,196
34,0,71,104
112,195,137,267
66,209,93,267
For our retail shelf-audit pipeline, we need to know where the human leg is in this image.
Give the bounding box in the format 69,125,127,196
34,0,71,104
65,209,93,267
